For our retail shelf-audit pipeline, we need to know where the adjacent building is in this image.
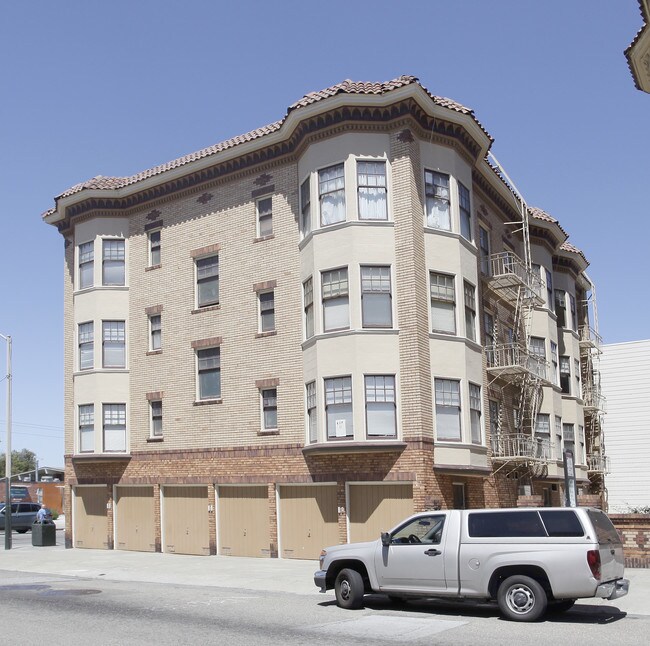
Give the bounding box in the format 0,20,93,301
626,0,650,93
600,340,650,512
43,76,606,558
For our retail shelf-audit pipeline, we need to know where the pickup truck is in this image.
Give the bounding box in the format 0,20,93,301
314,507,630,621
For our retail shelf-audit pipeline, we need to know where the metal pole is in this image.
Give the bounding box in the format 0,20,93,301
1,333,11,549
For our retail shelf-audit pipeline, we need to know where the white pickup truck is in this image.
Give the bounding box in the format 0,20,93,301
314,506,630,621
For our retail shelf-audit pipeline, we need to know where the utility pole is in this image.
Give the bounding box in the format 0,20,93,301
1,332,12,550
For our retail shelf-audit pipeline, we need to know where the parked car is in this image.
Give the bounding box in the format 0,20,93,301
315,507,630,622
0,502,42,533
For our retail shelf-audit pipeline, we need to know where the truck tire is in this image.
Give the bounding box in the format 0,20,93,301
335,568,365,609
497,575,548,622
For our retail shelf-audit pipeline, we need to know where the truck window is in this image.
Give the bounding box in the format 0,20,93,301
391,515,446,544
586,509,621,545
539,510,584,537
468,511,546,537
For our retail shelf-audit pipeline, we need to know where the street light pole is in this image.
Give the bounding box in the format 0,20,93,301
0,332,12,550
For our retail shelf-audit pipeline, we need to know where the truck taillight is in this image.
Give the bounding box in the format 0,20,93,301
587,549,601,580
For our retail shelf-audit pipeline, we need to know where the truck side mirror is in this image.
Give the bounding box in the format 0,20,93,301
381,532,391,547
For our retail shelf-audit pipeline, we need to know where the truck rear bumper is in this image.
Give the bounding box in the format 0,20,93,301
314,570,327,593
595,578,630,600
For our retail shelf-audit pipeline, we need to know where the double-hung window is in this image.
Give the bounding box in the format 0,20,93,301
484,312,495,365
569,293,578,331
303,278,314,339
563,423,575,455
435,378,461,441
464,282,477,342
196,255,219,308
322,268,349,332
103,403,126,452
479,226,490,275
150,400,163,437
79,241,94,289
555,416,563,460
150,314,161,351
458,182,471,241
261,388,278,430
361,265,392,328
535,413,551,459
430,272,456,334
555,290,567,327
489,400,501,448
575,358,581,396
550,341,559,386
197,347,221,400
319,163,345,226
259,291,275,332
424,170,450,230
149,230,161,266
325,376,353,439
545,268,553,309
78,322,94,370
469,383,482,444
300,178,311,236
102,321,126,368
79,404,94,452
257,197,273,237
357,161,387,220
559,356,571,394
365,375,396,437
306,381,317,443
102,239,125,286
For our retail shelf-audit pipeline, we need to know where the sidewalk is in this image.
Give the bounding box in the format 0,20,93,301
0,537,648,615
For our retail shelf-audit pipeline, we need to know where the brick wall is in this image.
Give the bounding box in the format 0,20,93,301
610,514,650,568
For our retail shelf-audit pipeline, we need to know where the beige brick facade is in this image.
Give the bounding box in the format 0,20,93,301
45,77,603,555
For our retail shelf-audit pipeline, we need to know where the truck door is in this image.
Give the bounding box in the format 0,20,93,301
374,513,449,592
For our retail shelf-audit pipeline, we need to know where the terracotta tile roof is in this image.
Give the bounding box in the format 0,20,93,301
560,240,588,264
528,206,557,223
625,0,650,89
50,76,488,207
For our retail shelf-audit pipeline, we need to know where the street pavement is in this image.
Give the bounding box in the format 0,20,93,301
0,528,648,617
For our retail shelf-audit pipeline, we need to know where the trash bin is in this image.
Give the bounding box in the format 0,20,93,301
32,522,56,547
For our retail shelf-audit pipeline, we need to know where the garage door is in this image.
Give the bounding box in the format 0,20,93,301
73,486,108,549
349,483,413,543
218,486,270,557
279,485,338,560
162,486,210,556
115,486,155,553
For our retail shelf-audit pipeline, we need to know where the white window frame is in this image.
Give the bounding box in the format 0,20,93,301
424,170,451,230
306,381,317,443
78,321,94,371
430,272,456,335
261,387,278,431
435,378,461,441
325,376,353,440
102,238,125,286
197,347,221,400
322,267,349,332
102,320,126,369
256,196,273,238
148,229,161,267
361,265,392,328
300,177,311,237
319,163,346,226
78,241,94,289
365,375,397,438
303,277,314,339
196,254,219,308
469,383,482,444
103,403,126,452
79,404,94,453
357,160,388,220
149,314,161,351
150,400,163,438
458,181,471,241
464,281,477,342
259,290,275,333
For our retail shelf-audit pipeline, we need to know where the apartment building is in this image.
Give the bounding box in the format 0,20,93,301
43,76,606,558
626,0,650,93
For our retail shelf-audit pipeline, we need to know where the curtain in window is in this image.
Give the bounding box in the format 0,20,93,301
358,161,387,220
319,164,345,225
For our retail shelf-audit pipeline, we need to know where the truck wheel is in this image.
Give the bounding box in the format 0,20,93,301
335,568,365,609
497,575,547,622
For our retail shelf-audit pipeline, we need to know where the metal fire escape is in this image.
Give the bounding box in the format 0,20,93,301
579,274,609,499
483,153,550,481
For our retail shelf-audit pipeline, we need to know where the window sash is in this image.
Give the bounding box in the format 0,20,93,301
150,315,161,350
357,161,387,220
325,377,353,438
149,231,161,266
301,178,311,235
257,197,273,236
79,404,94,452
196,255,219,307
425,171,450,230
303,278,314,339
79,322,94,370
102,321,125,368
102,240,125,286
361,266,391,328
259,291,275,332
79,242,94,289
458,182,471,240
319,164,345,226
365,375,396,437
262,388,277,429
435,379,461,441
306,381,317,443
469,383,481,444
198,347,221,399
151,400,163,437
103,404,126,452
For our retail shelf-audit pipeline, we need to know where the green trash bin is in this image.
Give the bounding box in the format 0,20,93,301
32,522,56,547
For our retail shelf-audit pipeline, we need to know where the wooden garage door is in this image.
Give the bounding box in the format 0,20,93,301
162,486,210,556
115,486,155,553
349,484,413,543
218,486,270,557
279,485,338,560
73,486,108,549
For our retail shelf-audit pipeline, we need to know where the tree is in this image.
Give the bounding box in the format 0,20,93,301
0,448,37,476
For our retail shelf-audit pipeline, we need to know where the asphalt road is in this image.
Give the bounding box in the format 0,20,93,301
0,568,645,646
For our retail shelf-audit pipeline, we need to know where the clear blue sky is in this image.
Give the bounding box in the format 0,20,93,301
1,1,647,468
